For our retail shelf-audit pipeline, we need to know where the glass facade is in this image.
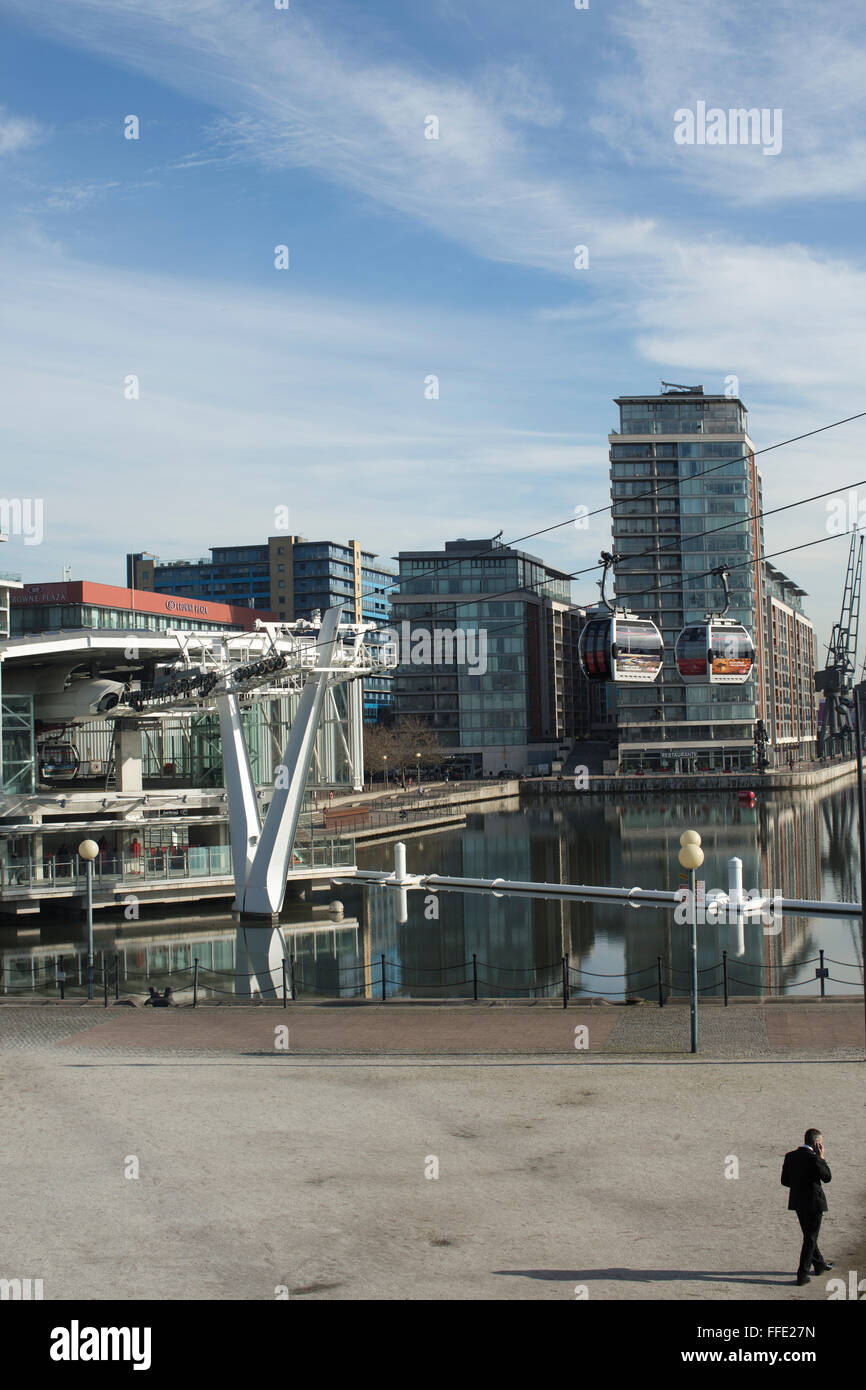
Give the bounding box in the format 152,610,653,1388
13,603,235,636
609,391,764,771
391,539,573,757
128,537,396,724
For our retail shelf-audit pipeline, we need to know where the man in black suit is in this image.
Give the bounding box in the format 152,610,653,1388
781,1128,833,1286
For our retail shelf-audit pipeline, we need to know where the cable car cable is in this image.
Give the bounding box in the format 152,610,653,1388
360,407,866,603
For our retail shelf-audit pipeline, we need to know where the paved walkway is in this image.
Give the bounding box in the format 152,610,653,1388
0,1022,862,1301
0,998,863,1059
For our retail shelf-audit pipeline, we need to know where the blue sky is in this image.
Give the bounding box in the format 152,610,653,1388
1,0,865,649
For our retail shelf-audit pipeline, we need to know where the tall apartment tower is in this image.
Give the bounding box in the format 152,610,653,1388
608,385,767,771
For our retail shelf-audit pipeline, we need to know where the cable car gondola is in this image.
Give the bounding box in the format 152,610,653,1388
38,740,80,781
675,567,754,685
578,552,664,684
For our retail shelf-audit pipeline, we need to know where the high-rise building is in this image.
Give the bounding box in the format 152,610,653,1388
762,562,816,762
607,384,812,771
126,537,396,722
391,537,578,775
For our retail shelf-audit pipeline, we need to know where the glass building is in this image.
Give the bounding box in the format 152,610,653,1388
127,537,396,722
609,387,768,771
391,538,575,775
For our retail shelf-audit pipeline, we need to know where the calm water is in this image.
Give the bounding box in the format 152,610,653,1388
2,782,863,999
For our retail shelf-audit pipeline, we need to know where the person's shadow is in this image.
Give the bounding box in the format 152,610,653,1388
496,1267,792,1287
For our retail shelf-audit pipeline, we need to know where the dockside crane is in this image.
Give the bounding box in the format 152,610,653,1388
815,529,863,758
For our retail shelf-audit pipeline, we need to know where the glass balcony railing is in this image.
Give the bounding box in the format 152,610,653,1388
0,838,355,890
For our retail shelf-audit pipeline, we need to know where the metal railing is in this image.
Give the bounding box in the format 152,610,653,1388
1,948,860,1003
0,838,354,891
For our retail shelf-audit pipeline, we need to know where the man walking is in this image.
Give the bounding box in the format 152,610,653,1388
781,1128,833,1286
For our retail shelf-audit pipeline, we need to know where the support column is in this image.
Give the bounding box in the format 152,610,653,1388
216,693,262,909
114,721,143,792
349,675,364,792
243,606,343,917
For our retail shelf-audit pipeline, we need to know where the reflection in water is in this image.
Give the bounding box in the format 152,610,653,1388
353,782,864,1000
1,784,863,1000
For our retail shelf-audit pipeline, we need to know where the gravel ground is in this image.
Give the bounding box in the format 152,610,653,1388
0,1005,862,1301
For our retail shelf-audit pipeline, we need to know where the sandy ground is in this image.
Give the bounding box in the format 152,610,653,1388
1,1012,863,1301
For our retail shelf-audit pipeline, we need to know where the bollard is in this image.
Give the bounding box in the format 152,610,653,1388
472,953,478,1002
193,957,199,1008
722,950,728,1007
819,948,826,998
657,955,664,1008
727,857,743,911
394,841,407,883
282,957,287,1009
381,953,387,1002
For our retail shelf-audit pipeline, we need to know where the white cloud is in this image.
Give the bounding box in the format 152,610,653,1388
0,104,45,155
1,0,865,645
592,0,866,203
0,242,600,585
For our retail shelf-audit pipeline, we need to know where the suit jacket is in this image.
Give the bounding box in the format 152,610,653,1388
781,1147,831,1213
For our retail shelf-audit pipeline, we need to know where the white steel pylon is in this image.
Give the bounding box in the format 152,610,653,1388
219,605,345,997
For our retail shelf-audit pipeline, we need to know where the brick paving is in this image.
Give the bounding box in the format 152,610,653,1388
0,998,862,1058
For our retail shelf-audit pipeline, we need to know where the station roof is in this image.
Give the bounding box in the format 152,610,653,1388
11,580,275,629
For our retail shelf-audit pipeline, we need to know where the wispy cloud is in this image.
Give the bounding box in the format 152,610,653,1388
0,104,45,155
0,0,864,640
593,0,866,203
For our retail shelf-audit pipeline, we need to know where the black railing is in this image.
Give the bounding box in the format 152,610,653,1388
0,951,860,1005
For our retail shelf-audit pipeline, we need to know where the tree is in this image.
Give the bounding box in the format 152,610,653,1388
389,716,444,786
361,723,398,787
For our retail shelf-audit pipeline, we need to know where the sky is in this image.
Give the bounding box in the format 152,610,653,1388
1,0,865,652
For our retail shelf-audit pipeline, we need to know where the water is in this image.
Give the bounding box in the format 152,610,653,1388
1,782,863,1000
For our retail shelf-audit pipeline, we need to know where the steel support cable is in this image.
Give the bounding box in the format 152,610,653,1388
336,525,856,673
252,409,866,662
350,411,866,606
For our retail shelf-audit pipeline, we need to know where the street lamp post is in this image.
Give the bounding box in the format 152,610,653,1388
415,752,421,788
382,755,388,789
678,830,704,1055
78,839,100,1000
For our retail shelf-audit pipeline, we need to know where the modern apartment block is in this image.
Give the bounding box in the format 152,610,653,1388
390,538,578,775
762,562,817,762
609,385,777,770
126,537,396,722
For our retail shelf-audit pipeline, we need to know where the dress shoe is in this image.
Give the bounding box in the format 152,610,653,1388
796,1274,811,1285
813,1262,834,1273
